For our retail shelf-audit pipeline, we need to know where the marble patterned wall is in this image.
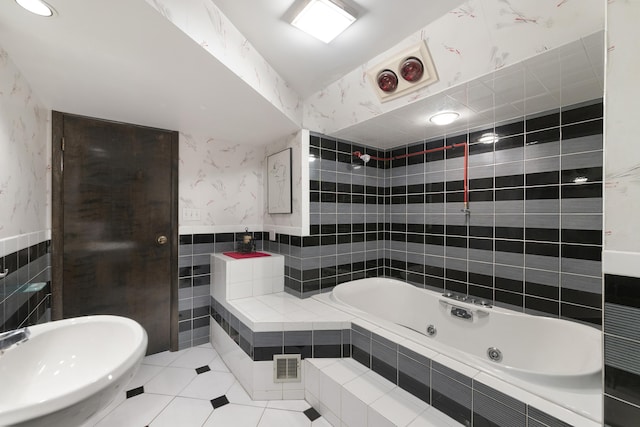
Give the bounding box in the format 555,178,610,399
0,48,49,240
0,47,51,333
178,131,264,233
603,1,640,426
144,0,302,127
304,0,604,135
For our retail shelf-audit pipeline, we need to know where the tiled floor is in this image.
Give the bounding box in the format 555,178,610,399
82,344,331,427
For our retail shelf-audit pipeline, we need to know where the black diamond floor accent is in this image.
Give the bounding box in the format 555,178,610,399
211,395,229,409
195,365,211,375
126,386,144,399
304,407,321,421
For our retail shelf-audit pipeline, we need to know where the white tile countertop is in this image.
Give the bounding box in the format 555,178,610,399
226,292,354,332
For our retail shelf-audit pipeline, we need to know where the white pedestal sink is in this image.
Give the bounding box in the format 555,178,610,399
0,315,147,427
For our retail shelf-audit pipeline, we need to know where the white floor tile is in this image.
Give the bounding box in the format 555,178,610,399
126,364,164,390
311,417,333,427
257,408,312,427
226,381,268,408
94,394,172,427
203,403,265,427
197,342,213,349
266,400,311,412
209,355,231,372
79,392,126,427
149,397,213,427
179,370,236,399
143,349,188,367
170,347,219,369
144,367,197,396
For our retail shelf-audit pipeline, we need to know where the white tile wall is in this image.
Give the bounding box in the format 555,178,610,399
211,253,285,302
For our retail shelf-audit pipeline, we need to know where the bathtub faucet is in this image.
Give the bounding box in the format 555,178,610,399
451,307,473,320
0,327,30,353
442,292,492,308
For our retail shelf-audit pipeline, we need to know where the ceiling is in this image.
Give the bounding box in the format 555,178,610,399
334,30,605,148
0,0,301,145
0,0,603,149
212,0,463,99
0,0,462,146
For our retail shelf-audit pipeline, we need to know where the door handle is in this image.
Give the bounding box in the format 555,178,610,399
156,235,168,245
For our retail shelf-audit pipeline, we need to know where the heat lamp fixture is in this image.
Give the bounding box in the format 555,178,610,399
367,41,439,102
290,0,356,43
15,0,54,16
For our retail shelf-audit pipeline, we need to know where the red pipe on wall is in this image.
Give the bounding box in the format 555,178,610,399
353,142,470,209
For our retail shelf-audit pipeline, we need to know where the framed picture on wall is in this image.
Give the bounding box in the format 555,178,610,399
267,148,292,214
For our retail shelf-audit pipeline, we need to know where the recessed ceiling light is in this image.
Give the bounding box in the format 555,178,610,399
478,132,500,144
291,0,356,44
15,0,54,17
429,111,459,126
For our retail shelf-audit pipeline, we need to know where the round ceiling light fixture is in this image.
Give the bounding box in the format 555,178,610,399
400,57,424,82
478,132,500,144
429,111,459,126
15,0,54,16
377,70,398,93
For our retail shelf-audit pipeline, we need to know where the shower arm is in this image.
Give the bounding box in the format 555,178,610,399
353,142,469,211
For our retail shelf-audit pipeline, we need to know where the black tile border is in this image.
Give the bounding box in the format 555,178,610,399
0,239,52,333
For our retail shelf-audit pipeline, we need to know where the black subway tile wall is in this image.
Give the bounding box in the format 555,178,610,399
0,238,51,333
273,100,603,327
604,273,640,425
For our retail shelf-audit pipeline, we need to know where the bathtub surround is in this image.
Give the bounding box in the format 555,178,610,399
209,280,600,426
602,1,640,425
0,231,51,333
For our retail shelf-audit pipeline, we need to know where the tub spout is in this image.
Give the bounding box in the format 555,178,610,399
0,328,30,353
451,307,473,320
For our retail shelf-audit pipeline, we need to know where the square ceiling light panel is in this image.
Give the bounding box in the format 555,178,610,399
291,0,357,43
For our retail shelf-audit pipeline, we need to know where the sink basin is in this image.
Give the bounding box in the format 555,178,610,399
0,315,147,427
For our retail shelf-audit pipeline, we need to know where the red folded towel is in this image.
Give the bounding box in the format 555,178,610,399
223,251,271,259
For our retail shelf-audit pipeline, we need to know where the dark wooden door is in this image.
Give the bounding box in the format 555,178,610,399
52,112,178,354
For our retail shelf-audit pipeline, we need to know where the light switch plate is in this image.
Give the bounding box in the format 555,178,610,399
182,208,201,221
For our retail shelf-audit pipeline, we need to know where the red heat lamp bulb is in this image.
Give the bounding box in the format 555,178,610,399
377,70,398,93
400,57,424,82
